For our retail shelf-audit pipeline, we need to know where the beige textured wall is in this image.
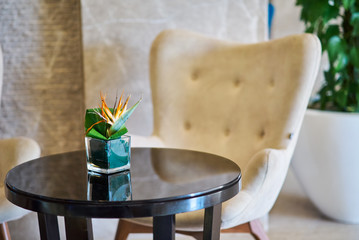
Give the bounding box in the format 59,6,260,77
271,0,304,39
1,2,84,238
0,0,84,156
82,0,268,136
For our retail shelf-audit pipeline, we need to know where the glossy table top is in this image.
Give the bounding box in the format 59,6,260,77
6,148,241,218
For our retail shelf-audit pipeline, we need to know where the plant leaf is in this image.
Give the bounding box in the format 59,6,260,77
351,12,359,36
297,0,336,23
350,47,359,68
327,36,347,63
109,98,142,136
334,52,349,71
335,89,348,109
343,0,355,10
319,85,329,110
109,126,128,140
322,25,340,51
323,5,340,23
86,128,107,140
85,108,108,138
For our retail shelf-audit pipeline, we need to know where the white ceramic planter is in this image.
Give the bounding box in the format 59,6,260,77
292,109,359,224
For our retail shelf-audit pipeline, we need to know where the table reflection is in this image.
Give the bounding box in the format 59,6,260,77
87,170,132,201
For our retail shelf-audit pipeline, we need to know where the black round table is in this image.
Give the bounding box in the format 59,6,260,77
5,148,241,240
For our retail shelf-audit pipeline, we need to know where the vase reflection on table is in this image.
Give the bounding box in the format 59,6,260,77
87,170,132,201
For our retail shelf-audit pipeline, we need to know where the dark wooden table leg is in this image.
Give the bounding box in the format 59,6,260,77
153,215,175,240
64,216,93,240
203,203,222,240
37,213,60,240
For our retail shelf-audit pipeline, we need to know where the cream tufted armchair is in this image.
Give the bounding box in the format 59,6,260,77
115,29,321,239
0,45,41,239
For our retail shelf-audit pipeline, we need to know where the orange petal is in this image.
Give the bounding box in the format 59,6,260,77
103,105,114,122
114,93,124,118
122,96,130,111
100,94,115,122
85,120,105,135
117,95,130,118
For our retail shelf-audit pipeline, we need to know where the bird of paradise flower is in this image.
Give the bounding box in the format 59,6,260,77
85,92,141,140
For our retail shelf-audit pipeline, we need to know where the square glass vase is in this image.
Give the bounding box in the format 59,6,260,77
85,135,131,174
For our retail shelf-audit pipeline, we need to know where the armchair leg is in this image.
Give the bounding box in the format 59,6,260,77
222,219,269,240
249,219,270,240
0,222,11,240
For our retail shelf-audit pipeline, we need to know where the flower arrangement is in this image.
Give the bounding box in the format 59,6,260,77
85,92,141,140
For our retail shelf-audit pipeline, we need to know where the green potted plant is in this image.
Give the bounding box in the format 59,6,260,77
292,0,359,223
297,0,359,111
85,92,141,174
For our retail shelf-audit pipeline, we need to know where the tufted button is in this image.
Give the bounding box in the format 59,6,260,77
288,133,294,139
269,78,275,87
184,121,191,130
259,129,266,138
191,70,200,81
224,128,231,136
234,78,241,87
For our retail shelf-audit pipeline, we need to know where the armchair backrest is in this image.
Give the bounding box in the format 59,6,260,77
150,29,321,168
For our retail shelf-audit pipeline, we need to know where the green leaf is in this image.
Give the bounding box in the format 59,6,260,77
335,89,348,108
343,0,355,10
297,0,329,23
305,24,315,33
109,126,128,140
346,106,356,112
86,128,107,140
318,85,329,109
321,25,340,50
324,70,335,86
109,98,142,136
85,108,108,138
350,47,359,68
327,36,347,63
334,52,349,71
323,5,340,23
351,13,359,35
355,91,359,111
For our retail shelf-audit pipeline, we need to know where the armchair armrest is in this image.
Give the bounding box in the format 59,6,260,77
222,148,288,228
